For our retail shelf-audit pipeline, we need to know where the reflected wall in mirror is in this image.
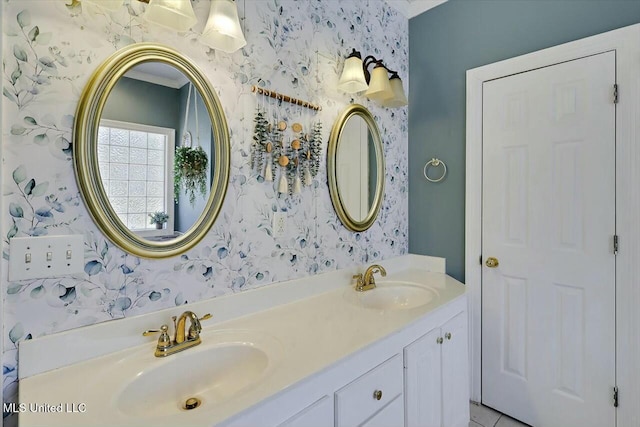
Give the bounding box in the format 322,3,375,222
328,104,385,232
74,43,230,258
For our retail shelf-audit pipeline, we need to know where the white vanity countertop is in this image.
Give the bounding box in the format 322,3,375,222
19,257,465,427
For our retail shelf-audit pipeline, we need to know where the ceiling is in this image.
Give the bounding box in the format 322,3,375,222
124,62,190,89
385,0,448,18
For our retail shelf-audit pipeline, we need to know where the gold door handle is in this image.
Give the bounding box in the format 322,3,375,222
373,390,383,401
485,257,499,268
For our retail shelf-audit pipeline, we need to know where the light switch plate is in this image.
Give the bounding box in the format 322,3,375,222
9,235,84,281
273,212,286,237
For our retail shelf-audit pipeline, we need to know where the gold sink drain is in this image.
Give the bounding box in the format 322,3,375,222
184,397,202,410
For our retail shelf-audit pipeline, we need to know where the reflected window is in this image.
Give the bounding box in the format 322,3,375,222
97,119,175,236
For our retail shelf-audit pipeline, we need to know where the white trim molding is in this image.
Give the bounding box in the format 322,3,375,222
465,23,640,426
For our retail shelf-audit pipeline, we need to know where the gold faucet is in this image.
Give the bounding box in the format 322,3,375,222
353,264,387,292
143,311,212,357
174,310,206,343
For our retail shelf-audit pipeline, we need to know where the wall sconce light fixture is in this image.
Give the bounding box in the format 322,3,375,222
201,0,247,53
337,49,408,108
143,0,198,32
87,0,247,53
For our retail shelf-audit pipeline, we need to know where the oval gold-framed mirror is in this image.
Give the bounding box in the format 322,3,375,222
327,104,385,232
73,43,230,258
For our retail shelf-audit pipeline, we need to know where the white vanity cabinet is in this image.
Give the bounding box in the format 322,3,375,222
404,310,469,427
224,355,405,427
221,295,468,427
359,395,404,427
335,354,404,427
276,396,333,427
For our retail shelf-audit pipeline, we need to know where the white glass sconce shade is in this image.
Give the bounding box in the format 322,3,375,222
144,0,198,32
201,0,247,53
382,74,408,107
338,56,368,93
338,48,407,108
365,65,393,101
83,0,124,11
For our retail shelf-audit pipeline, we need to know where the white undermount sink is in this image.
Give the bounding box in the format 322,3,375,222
110,330,282,418
345,280,438,310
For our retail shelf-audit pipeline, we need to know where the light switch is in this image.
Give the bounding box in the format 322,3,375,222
9,235,84,281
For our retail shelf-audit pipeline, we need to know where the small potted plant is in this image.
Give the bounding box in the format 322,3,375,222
148,211,169,229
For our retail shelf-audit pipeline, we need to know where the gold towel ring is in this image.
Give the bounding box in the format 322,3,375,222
423,158,447,183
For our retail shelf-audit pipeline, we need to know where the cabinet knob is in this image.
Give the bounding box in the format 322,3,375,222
437,337,444,344
445,332,452,340
373,390,383,401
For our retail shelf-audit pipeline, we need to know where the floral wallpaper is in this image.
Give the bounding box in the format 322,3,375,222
1,0,408,422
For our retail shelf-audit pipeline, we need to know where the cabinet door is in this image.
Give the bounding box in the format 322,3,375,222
404,327,442,427
441,311,469,427
277,395,333,427
360,395,404,427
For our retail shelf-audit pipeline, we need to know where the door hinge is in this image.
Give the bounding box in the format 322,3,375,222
614,84,619,104
614,386,619,407
614,235,619,255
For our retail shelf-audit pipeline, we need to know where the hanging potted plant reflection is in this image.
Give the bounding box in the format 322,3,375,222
175,83,208,206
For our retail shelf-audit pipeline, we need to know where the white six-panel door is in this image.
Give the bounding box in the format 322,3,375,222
481,51,616,427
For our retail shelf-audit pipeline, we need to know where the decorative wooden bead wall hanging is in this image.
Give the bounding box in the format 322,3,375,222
250,85,322,195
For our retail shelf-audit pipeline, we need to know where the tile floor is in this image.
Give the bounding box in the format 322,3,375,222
470,403,531,427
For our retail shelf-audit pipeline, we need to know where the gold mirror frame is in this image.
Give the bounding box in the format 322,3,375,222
73,43,230,258
327,104,385,232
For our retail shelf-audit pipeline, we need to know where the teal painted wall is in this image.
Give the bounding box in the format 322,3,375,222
408,0,640,282
102,76,181,130
175,83,214,232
